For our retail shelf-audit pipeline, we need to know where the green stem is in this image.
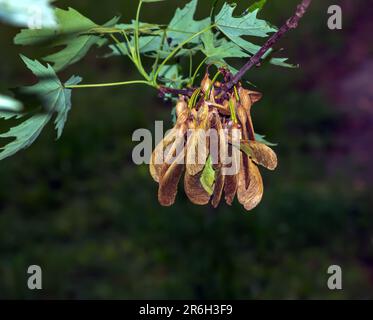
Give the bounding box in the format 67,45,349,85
110,34,135,63
65,80,155,89
234,86,240,101
190,56,208,86
152,29,167,74
134,0,149,81
205,70,221,99
229,98,238,123
153,24,215,84
188,88,201,109
120,30,136,60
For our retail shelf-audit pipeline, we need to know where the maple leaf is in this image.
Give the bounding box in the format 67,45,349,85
0,56,81,160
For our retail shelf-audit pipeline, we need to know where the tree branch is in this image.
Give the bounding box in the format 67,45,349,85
158,86,195,98
225,0,313,90
158,0,312,98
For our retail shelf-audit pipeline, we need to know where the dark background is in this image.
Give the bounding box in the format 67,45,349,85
0,0,372,299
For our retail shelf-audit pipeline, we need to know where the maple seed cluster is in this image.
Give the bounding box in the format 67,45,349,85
150,73,278,211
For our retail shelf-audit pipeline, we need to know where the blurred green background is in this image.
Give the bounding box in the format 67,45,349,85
1,0,373,299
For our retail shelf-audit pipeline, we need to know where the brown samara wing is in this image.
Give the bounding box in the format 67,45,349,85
223,143,238,206
210,112,226,208
238,87,262,111
158,150,185,207
185,103,210,176
150,107,188,182
211,168,225,208
224,174,238,206
150,127,177,183
242,140,278,171
184,170,211,205
237,156,264,211
238,87,262,140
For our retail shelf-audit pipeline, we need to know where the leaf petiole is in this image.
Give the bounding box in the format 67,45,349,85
134,0,150,81
205,70,221,99
153,24,215,85
65,80,155,89
229,98,238,123
190,56,208,86
188,88,201,109
110,34,135,64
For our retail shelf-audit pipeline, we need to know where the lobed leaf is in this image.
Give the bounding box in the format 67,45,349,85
216,4,276,40
201,30,248,62
0,56,81,161
14,8,119,71
215,3,294,69
166,0,210,47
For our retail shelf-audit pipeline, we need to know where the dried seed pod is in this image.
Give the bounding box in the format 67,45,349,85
236,103,248,140
201,73,212,94
210,112,227,208
185,103,210,176
176,96,187,118
223,130,239,206
241,140,278,170
150,77,276,211
184,171,211,205
222,100,230,115
238,88,262,111
211,168,224,208
237,156,264,211
158,157,185,206
248,90,262,104
213,111,228,168
150,128,177,182
238,87,258,140
224,173,238,206
238,87,252,111
161,124,187,177
206,101,230,116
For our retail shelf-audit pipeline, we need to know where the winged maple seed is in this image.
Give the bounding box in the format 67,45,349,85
149,73,278,211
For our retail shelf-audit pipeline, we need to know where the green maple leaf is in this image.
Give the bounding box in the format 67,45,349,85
201,30,248,62
14,8,119,71
0,56,81,161
157,64,188,88
201,30,247,73
216,4,276,39
215,3,295,68
166,0,210,47
109,0,210,60
108,35,163,57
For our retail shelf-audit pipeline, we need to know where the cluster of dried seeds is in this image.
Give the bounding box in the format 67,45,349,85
150,73,278,211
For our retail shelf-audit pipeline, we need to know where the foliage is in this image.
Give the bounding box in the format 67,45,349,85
0,56,81,160
14,8,119,71
1,0,292,160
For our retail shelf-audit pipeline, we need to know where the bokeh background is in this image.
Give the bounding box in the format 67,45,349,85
0,0,372,299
